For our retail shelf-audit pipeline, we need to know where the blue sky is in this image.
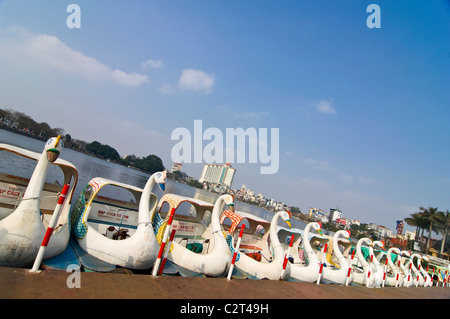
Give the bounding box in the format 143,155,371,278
0,1,449,232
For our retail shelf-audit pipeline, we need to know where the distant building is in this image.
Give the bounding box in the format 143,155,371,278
309,207,329,223
199,163,236,188
336,218,351,229
351,219,361,226
329,207,343,222
171,163,183,173
376,225,393,238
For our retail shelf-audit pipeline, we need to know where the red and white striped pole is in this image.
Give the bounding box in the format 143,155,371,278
345,250,355,286
280,235,294,280
30,184,70,273
395,260,401,287
432,267,437,286
443,270,448,287
407,262,412,287
317,243,328,285
416,263,421,287
227,224,245,280
424,265,429,286
382,256,388,287
157,229,176,276
366,254,373,288
152,207,176,277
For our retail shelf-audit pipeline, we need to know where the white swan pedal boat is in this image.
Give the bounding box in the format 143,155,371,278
70,171,166,270
321,230,354,285
221,210,292,280
351,237,376,287
153,193,235,277
281,222,328,283
0,137,78,267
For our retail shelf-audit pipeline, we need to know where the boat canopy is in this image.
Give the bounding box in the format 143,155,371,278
220,210,271,235
0,143,78,188
85,177,143,203
157,193,214,222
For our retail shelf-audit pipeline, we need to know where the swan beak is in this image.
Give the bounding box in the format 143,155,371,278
227,203,235,213
318,229,323,236
158,182,165,191
46,148,60,162
286,220,291,228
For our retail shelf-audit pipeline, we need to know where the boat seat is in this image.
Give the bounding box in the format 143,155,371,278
113,229,130,240
246,252,262,262
186,243,203,253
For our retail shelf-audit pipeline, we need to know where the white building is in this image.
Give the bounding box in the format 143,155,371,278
171,163,183,172
199,163,236,188
329,208,343,222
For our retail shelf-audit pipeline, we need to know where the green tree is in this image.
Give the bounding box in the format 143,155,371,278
138,154,165,174
86,141,120,160
420,207,440,253
405,212,428,240
435,210,450,255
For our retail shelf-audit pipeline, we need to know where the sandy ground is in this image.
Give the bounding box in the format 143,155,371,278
1,266,449,300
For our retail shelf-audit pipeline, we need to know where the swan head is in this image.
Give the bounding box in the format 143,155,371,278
360,237,373,247
402,250,411,257
279,211,292,227
374,241,385,250
45,135,63,162
315,222,323,236
222,194,235,212
154,171,167,191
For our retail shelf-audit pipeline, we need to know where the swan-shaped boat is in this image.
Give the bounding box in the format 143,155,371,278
322,230,354,285
223,210,292,280
70,171,166,269
155,193,235,277
352,237,376,287
410,253,425,287
0,137,78,267
400,250,415,287
419,255,433,287
369,240,386,288
289,222,326,283
383,247,404,287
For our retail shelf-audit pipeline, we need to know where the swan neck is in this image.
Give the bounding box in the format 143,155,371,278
303,223,318,262
333,232,347,266
138,174,155,224
20,151,50,207
269,212,284,260
356,239,369,267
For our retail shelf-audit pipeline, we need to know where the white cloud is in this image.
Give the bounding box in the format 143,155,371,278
141,59,165,69
316,100,336,114
1,27,149,87
178,69,215,93
234,111,269,119
158,83,176,94
302,158,336,172
285,151,294,156
358,176,375,184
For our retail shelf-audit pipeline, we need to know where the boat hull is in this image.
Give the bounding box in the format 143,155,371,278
77,224,158,270
0,207,69,267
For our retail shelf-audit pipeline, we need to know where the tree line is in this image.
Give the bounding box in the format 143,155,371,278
0,108,165,174
405,207,450,256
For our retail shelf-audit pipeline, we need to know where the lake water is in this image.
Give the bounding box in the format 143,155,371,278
0,129,309,231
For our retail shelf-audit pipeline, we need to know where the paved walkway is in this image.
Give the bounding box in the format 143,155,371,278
1,267,449,299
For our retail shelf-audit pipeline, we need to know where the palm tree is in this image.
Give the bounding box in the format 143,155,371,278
405,212,427,240
435,210,450,255
419,207,440,253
